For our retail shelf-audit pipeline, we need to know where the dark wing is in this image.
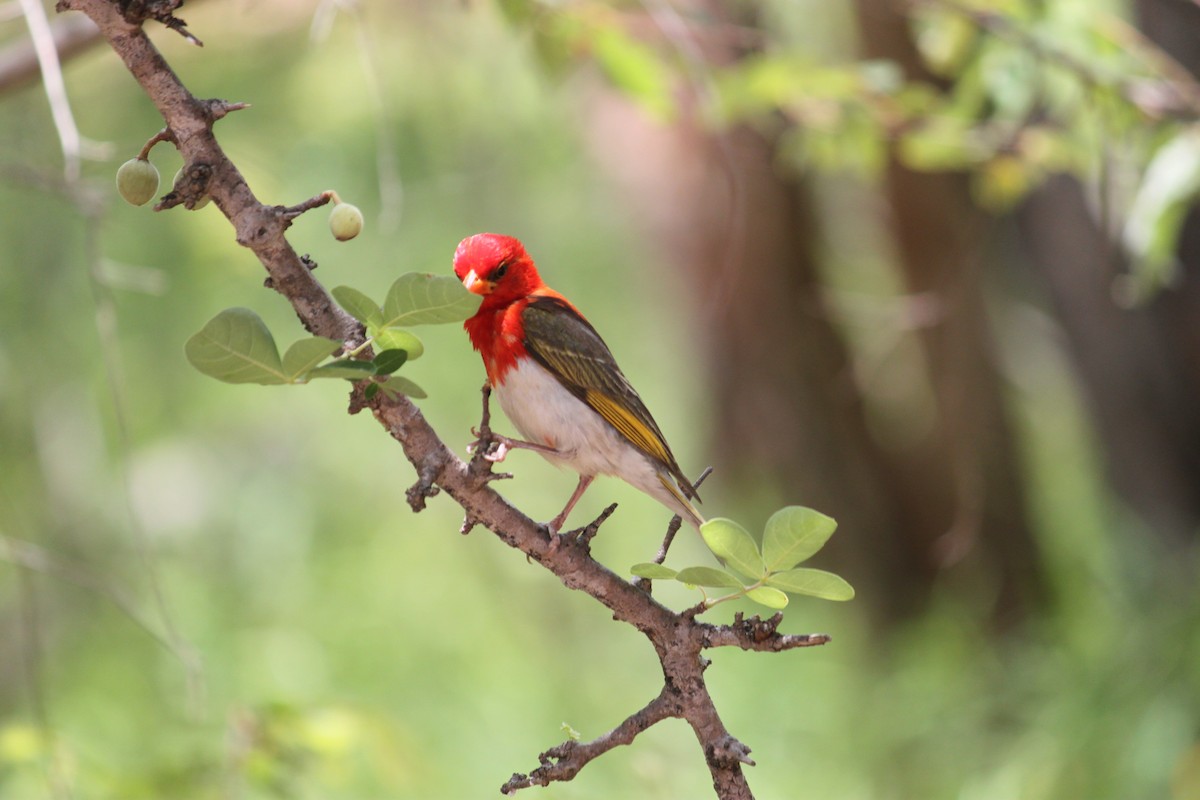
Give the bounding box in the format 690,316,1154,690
521,296,699,499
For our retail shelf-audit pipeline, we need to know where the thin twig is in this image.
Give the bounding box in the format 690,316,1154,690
649,464,714,569
20,0,86,181
0,13,99,95
502,688,678,794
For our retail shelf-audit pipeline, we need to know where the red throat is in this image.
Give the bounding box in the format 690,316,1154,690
463,300,530,385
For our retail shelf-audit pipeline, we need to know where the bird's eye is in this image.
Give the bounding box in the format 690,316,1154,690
493,261,510,280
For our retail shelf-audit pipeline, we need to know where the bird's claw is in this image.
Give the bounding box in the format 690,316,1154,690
468,427,510,462
468,428,564,462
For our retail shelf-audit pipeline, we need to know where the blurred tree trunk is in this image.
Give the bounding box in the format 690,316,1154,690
587,93,930,622
852,0,1044,619
1016,0,1200,545
586,0,1043,624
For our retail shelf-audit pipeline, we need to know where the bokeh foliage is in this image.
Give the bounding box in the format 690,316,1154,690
1,1,1199,798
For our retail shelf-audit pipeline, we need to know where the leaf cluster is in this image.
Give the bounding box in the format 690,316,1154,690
501,0,1200,299
184,273,481,398
632,506,855,610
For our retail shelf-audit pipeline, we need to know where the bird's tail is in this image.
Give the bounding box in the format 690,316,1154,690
659,474,705,528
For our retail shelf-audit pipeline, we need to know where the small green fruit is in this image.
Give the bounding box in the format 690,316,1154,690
329,202,364,241
116,158,160,206
172,168,211,210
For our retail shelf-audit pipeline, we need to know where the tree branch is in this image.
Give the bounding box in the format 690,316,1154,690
502,687,678,794
0,13,99,95
58,3,831,797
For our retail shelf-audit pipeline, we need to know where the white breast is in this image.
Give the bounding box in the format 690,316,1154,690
494,358,659,482
493,358,701,526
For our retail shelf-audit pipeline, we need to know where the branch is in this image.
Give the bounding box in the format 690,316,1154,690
502,688,678,794
58,3,831,797
0,12,99,95
917,0,1200,120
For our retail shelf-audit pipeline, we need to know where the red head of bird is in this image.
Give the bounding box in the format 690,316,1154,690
453,233,544,310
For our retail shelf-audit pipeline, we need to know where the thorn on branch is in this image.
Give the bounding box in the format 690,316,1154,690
205,98,250,120
706,735,755,768
571,502,617,547
104,0,203,45
406,461,442,512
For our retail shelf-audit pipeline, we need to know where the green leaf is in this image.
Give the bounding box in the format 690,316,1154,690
745,586,790,609
332,285,383,328
1123,129,1200,298
378,374,427,399
373,328,425,360
184,307,288,385
307,360,377,380
674,566,745,589
766,568,856,601
372,349,408,375
382,273,482,328
591,25,674,120
762,506,838,572
699,518,764,580
363,383,379,400
630,563,677,580
282,336,342,380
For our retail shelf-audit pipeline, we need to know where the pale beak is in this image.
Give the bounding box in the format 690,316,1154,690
461,269,491,295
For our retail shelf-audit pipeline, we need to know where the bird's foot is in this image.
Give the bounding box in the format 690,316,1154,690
542,521,564,552
468,428,562,463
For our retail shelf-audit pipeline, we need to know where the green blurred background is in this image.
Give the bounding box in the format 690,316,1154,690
2,0,1200,797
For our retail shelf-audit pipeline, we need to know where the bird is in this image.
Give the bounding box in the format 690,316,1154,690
453,232,703,536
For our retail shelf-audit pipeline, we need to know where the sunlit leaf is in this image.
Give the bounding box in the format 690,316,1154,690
184,307,288,385
373,328,425,360
762,506,838,572
913,8,978,77
1123,128,1200,298
699,518,764,580
745,586,789,609
382,273,481,328
332,285,383,329
591,25,674,120
766,568,856,601
674,566,745,589
282,336,342,380
630,563,677,580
